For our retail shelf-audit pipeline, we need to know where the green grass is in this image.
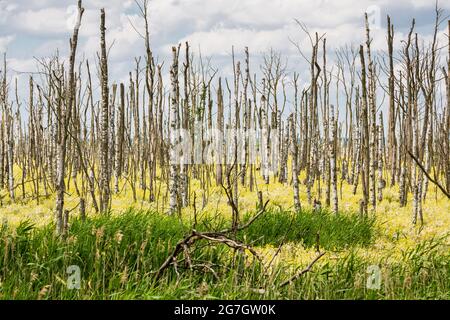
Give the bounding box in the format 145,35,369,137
243,208,376,249
0,208,448,299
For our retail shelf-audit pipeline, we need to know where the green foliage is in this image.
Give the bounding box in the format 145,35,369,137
242,208,376,249
0,208,448,300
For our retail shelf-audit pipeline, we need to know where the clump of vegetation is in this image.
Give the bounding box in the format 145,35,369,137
0,209,448,300
243,209,376,249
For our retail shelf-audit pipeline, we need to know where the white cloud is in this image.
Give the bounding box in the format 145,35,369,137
0,1,17,23
0,0,447,92
13,8,73,34
0,35,14,52
174,26,292,57
7,57,37,72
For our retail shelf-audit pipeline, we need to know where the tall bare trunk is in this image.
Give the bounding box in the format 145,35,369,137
169,46,180,214
99,8,110,213
56,0,84,235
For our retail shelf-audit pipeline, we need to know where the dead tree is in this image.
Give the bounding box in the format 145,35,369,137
216,78,224,186
99,8,110,213
169,46,180,214
377,112,385,202
359,45,370,216
115,83,125,194
365,13,377,211
55,0,84,235
445,20,450,192
387,15,397,186
289,114,301,212
330,104,338,214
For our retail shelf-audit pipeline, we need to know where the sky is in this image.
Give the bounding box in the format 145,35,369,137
0,0,449,107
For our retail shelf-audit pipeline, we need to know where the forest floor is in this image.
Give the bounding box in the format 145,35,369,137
0,171,449,299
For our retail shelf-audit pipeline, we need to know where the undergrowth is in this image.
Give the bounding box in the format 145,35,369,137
0,208,448,300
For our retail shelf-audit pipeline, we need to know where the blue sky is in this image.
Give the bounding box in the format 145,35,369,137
0,0,448,108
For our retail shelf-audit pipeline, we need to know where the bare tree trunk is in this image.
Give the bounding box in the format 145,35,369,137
232,52,240,215
352,90,361,195
180,42,190,207
115,83,125,193
377,112,385,202
330,104,338,214
99,8,110,213
55,0,84,235
387,15,397,186
289,114,301,212
109,84,117,190
0,54,6,191
169,46,180,214
6,105,14,201
240,48,250,186
445,20,450,192
261,80,270,185
365,13,377,211
216,78,224,186
359,45,369,216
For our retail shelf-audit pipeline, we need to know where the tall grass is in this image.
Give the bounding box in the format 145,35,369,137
0,208,448,299
243,208,375,249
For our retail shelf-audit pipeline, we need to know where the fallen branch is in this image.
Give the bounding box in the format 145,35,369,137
154,200,270,281
280,252,326,287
